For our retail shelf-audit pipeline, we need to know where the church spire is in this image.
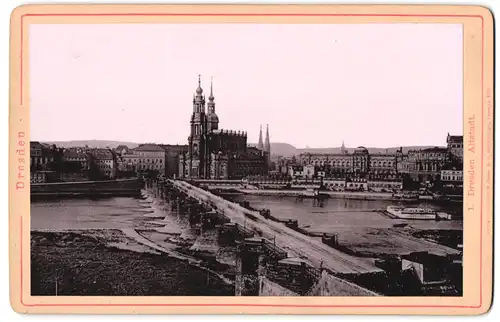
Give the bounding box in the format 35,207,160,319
193,74,205,113
264,124,271,166
206,76,218,131
264,124,271,152
208,76,214,102
257,125,264,150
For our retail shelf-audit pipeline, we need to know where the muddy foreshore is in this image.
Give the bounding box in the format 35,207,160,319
31,230,234,296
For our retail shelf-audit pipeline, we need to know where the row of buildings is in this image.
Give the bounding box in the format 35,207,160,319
31,76,463,189
30,141,190,183
275,133,463,189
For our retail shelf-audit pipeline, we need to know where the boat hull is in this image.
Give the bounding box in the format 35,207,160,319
386,206,439,220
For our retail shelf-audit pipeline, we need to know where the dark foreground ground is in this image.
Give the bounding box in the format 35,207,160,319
31,231,234,296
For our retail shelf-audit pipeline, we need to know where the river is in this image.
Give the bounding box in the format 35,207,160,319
228,194,463,233
31,191,462,258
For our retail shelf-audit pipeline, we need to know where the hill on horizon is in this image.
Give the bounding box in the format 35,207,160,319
248,142,443,156
42,140,140,149
42,140,443,156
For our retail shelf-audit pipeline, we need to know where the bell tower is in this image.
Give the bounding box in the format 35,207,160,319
188,75,207,178
206,77,219,132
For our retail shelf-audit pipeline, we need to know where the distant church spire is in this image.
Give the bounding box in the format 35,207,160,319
341,140,347,154
257,125,264,150
264,125,271,152
264,124,271,165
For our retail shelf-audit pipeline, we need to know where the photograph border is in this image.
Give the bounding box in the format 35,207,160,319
9,4,494,315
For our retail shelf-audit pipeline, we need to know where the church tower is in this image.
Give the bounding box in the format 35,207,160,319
188,75,207,178
341,140,348,154
264,124,271,166
257,125,264,150
206,77,219,132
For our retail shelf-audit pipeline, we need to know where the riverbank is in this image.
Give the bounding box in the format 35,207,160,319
237,189,463,203
31,230,234,296
239,189,398,201
31,178,143,199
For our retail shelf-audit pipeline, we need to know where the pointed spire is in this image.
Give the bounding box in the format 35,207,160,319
257,125,264,150
264,124,271,152
264,125,271,165
209,76,214,102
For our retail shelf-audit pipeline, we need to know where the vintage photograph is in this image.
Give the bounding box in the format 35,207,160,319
29,23,464,297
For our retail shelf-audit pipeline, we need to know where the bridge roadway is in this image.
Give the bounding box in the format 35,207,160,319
169,180,383,276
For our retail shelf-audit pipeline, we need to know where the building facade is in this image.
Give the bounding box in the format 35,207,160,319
63,150,89,171
134,144,167,175
446,133,463,161
121,151,139,172
88,149,117,179
30,142,58,171
407,147,448,181
441,170,463,182
298,146,397,176
291,135,458,185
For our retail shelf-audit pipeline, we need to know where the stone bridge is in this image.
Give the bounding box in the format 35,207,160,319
166,179,383,276
149,178,386,296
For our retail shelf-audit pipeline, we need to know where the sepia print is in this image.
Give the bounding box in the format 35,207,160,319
10,4,493,315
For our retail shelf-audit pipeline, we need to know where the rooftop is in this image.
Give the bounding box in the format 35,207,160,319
135,144,166,152
421,147,448,153
89,148,114,160
63,150,87,158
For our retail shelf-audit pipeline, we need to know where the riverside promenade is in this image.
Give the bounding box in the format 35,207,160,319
169,179,383,276
238,189,396,200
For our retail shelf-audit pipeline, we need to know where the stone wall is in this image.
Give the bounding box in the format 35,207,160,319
306,271,379,296
259,277,299,296
31,178,143,197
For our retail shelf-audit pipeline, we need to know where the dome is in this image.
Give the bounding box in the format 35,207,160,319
196,86,203,95
354,146,368,154
207,113,219,123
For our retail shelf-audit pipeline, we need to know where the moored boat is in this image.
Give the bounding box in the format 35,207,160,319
299,188,328,199
301,188,318,197
386,205,450,220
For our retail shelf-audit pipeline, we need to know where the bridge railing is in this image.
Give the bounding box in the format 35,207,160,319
261,238,288,260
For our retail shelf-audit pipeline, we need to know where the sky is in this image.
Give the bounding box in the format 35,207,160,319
29,23,463,148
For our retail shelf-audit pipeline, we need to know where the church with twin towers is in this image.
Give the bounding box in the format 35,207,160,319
178,75,271,180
